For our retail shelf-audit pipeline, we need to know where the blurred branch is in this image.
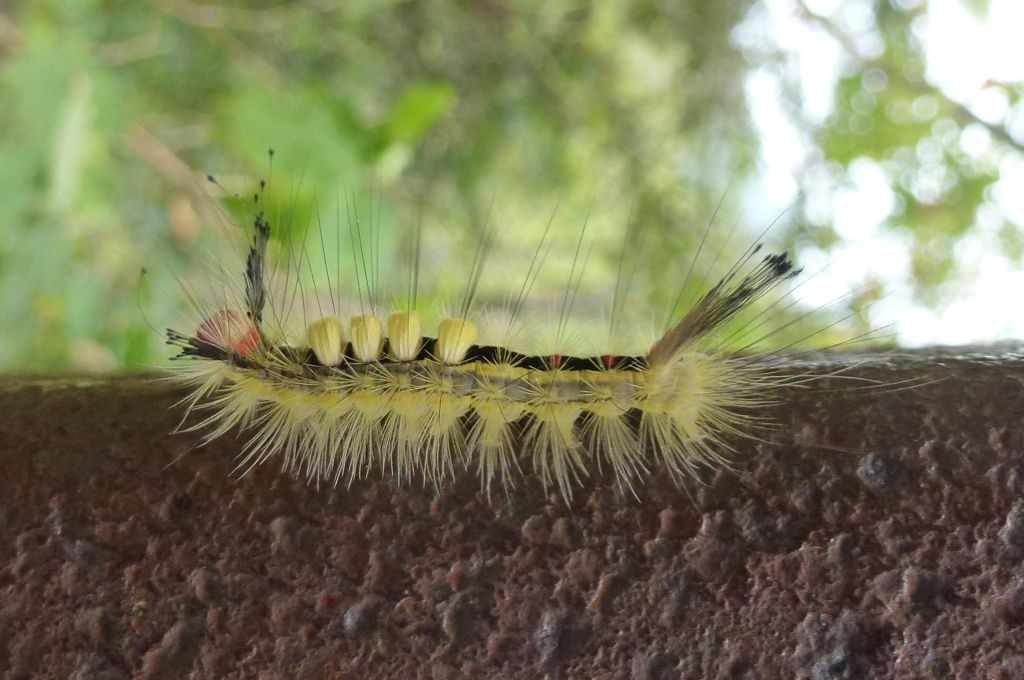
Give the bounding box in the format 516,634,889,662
95,31,168,66
948,96,1023,151
125,125,226,225
128,125,245,243
152,0,303,32
794,0,1024,154
127,126,201,191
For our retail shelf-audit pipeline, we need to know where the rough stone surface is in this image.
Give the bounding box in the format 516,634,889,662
2,346,1023,678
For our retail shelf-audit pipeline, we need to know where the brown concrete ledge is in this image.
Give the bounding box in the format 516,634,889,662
2,346,1024,679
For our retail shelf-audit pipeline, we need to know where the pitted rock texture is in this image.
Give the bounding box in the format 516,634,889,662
1,347,1023,678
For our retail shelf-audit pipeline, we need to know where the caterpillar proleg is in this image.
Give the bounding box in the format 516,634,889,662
166,169,825,501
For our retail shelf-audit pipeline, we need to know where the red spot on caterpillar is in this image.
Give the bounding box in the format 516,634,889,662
550,353,562,368
197,310,261,356
603,354,616,368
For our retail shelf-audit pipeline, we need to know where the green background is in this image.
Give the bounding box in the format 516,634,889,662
1,0,1019,370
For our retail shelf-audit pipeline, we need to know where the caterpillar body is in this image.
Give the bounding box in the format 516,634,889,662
167,178,808,501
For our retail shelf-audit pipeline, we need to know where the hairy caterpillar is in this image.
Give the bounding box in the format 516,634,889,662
166,167,825,501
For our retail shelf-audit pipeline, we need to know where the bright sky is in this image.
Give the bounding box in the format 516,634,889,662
740,0,1024,346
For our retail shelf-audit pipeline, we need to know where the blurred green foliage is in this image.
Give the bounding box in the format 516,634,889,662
0,0,1019,370
755,0,1022,311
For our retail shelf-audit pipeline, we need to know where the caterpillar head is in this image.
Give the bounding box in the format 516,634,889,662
196,310,261,357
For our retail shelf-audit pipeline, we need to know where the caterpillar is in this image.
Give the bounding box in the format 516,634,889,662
165,169,822,502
